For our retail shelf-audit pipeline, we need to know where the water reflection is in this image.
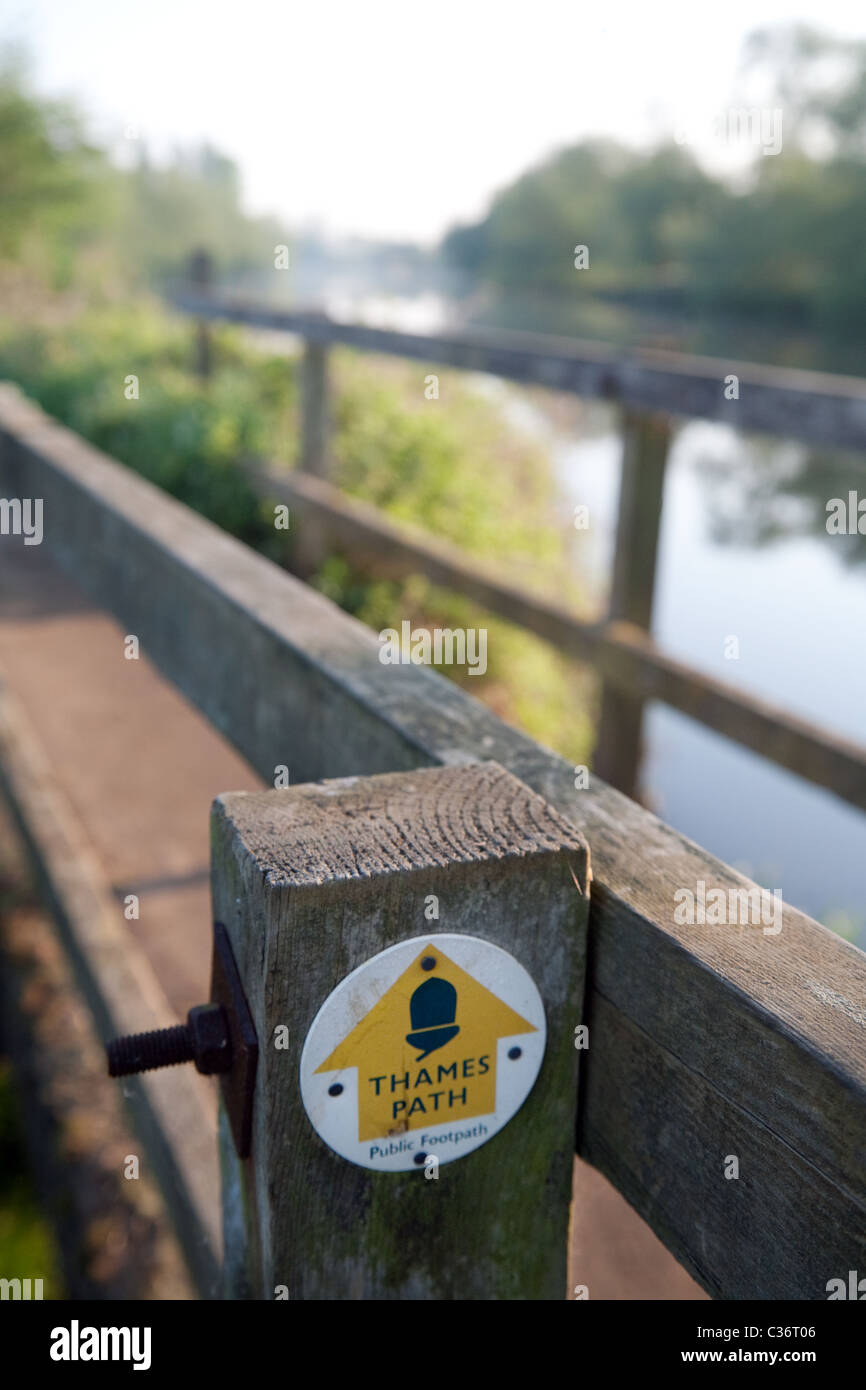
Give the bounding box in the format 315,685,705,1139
558,417,866,949
694,433,866,566
248,283,866,948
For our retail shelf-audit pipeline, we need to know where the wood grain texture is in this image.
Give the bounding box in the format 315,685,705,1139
211,761,589,1299
2,383,864,1298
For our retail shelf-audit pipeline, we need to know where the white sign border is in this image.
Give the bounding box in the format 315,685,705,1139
299,933,546,1171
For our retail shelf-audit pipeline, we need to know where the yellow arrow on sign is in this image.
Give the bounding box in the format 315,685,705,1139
316,943,536,1142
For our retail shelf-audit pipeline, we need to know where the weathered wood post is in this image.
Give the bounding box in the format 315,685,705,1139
188,247,214,383
298,332,331,479
594,407,672,798
210,760,589,1300
291,328,333,575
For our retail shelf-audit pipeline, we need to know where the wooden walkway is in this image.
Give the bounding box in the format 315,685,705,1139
0,539,702,1300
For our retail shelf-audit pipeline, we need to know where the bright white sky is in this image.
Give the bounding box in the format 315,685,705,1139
3,0,866,243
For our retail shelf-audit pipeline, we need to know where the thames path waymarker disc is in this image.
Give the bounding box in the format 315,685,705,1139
300,934,546,1170
212,761,588,1299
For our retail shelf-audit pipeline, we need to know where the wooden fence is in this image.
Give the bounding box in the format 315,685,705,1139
173,258,866,808
0,381,864,1299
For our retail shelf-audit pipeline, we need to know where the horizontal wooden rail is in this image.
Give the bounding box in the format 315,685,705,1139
172,290,866,450
253,464,866,812
2,381,864,1299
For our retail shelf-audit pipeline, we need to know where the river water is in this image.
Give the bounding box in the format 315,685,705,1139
298,283,866,948
559,411,866,948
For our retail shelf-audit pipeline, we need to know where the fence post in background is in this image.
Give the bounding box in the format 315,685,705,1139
299,336,331,478
291,332,333,575
188,247,214,383
593,407,673,799
210,760,589,1300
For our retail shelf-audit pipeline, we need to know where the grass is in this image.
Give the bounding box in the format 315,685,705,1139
0,1060,64,1297
0,295,595,764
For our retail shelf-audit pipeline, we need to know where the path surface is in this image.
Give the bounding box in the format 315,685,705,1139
0,539,704,1300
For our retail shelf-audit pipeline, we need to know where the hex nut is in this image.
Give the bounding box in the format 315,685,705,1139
188,1003,232,1075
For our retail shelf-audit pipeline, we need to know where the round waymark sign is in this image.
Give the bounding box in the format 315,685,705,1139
299,933,546,1171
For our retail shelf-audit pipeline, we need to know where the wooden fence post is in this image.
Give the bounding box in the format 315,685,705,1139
299,336,331,478
594,407,672,798
188,247,214,383
210,760,589,1300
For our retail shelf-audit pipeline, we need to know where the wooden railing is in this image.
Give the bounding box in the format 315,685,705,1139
171,261,866,810
1,381,864,1299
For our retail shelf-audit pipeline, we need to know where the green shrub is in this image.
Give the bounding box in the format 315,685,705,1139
0,300,593,766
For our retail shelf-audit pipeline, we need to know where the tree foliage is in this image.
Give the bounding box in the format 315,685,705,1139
0,56,284,289
0,57,101,260
442,25,866,339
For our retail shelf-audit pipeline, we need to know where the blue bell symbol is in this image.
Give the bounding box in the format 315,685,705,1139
405,977,459,1060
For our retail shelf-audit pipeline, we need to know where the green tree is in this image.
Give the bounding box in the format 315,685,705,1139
0,56,102,263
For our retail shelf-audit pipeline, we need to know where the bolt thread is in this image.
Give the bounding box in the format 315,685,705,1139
107,1024,194,1076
